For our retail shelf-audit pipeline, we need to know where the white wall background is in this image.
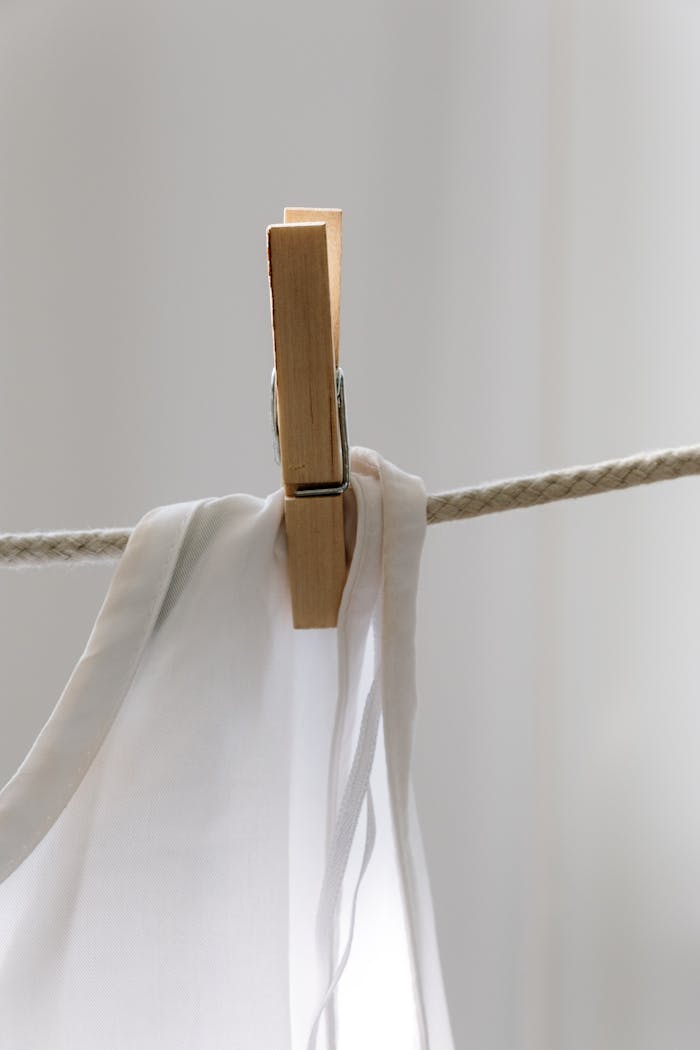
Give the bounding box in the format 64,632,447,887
2,2,700,1047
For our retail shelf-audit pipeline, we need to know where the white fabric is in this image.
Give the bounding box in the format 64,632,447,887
0,447,454,1050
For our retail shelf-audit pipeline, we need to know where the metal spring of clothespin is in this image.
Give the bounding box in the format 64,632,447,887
270,366,350,497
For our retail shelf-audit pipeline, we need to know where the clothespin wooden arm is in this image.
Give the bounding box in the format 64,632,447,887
267,208,348,629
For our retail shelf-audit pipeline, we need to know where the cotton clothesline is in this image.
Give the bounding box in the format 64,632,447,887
1,443,698,567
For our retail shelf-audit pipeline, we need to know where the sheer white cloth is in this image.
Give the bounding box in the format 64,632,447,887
0,447,454,1050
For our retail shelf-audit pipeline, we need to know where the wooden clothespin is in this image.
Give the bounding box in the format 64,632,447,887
267,207,349,629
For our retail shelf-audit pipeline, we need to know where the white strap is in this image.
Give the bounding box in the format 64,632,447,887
307,668,382,1050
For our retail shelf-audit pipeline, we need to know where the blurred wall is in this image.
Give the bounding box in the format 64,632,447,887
2,2,700,1046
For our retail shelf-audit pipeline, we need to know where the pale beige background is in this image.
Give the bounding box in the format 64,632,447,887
2,2,700,1047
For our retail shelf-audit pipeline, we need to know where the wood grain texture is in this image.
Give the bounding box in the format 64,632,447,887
266,212,347,628
283,208,342,363
283,495,346,628
267,222,341,487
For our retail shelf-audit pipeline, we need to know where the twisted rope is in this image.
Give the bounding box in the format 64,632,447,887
426,443,700,524
2,443,699,566
0,529,130,566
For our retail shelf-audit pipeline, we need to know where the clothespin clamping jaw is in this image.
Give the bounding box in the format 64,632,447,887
267,208,350,629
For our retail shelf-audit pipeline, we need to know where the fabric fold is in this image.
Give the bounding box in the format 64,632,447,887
0,449,453,1050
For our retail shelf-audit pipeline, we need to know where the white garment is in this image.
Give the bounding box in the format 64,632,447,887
0,447,454,1050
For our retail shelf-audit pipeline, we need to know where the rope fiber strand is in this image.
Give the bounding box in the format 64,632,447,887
1,443,699,566
425,442,700,524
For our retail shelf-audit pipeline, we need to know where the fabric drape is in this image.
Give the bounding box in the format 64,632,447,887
0,447,454,1050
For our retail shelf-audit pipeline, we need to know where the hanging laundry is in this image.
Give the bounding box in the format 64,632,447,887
0,447,454,1050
